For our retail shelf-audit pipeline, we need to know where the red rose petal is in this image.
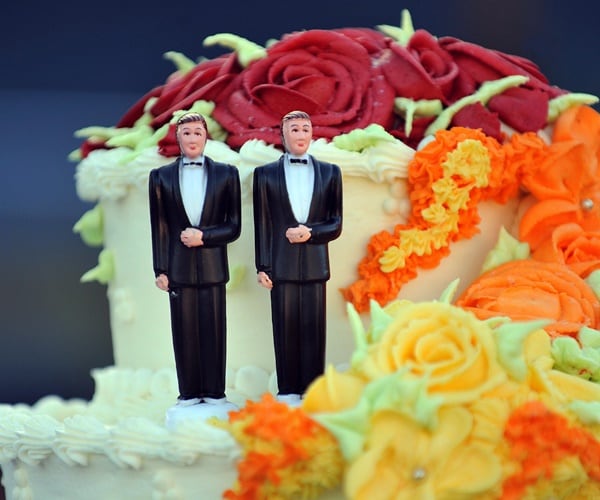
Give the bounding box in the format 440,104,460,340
488,87,549,132
381,43,445,100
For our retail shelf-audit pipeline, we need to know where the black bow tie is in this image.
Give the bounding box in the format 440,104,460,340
184,161,203,166
290,158,308,164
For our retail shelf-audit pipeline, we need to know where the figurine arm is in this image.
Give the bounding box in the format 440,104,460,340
253,167,273,276
149,169,170,277
305,164,343,244
199,165,242,246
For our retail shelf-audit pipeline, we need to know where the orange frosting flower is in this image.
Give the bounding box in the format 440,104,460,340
502,400,600,500
532,222,600,278
456,259,600,339
519,105,600,251
222,394,343,499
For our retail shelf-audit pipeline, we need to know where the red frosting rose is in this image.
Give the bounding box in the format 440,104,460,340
439,36,566,133
79,54,241,159
113,54,241,130
212,29,396,149
382,29,458,101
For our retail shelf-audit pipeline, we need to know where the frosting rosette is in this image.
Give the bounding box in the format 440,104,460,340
532,222,600,278
456,259,600,339
353,300,506,405
519,104,600,250
212,29,396,148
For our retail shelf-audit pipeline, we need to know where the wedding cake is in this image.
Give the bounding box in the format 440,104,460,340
2,10,599,500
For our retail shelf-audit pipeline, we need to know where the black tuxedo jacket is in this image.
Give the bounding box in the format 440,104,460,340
253,155,342,283
149,156,241,287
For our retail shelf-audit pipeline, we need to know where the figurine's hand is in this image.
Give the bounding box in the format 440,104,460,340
257,271,273,290
181,227,204,247
155,273,169,291
285,224,312,244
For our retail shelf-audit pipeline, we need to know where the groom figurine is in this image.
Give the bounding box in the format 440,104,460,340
253,110,343,405
149,112,241,422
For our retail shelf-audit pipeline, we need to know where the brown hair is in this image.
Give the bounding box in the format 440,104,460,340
176,112,207,132
281,110,311,128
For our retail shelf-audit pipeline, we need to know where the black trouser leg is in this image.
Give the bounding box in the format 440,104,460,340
271,282,326,395
169,285,226,399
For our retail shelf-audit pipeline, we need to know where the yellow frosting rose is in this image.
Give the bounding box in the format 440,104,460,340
356,301,507,405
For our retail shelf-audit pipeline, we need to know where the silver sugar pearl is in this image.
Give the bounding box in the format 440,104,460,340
581,198,595,211
412,467,427,481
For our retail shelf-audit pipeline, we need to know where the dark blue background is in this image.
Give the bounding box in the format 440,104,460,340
1,0,598,404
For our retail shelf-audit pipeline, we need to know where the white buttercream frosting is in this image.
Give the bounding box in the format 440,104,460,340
53,415,110,466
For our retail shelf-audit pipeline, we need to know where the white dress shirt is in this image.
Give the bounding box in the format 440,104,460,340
179,156,207,226
283,154,314,223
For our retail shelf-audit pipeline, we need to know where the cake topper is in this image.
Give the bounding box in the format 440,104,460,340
253,110,343,405
148,112,241,424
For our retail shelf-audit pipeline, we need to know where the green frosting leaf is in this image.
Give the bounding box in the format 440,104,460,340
362,371,443,431
377,9,415,46
163,51,197,75
425,75,528,137
312,398,371,461
226,264,247,291
332,124,397,152
74,125,126,142
106,124,154,149
568,400,600,425
367,299,394,344
494,319,551,381
73,204,104,247
547,93,599,122
203,33,266,67
585,270,600,300
394,97,443,138
348,303,369,369
438,278,459,304
81,249,115,285
68,148,82,162
579,326,600,349
480,227,530,274
551,329,600,382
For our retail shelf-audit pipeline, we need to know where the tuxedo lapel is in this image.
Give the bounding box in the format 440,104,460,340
169,160,187,221
277,157,298,223
306,156,321,222
199,157,215,226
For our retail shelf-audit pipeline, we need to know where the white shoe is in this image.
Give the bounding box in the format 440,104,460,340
175,397,201,407
203,397,227,405
165,399,239,429
276,393,302,407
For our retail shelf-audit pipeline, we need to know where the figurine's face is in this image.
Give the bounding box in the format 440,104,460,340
282,118,312,156
177,121,207,159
